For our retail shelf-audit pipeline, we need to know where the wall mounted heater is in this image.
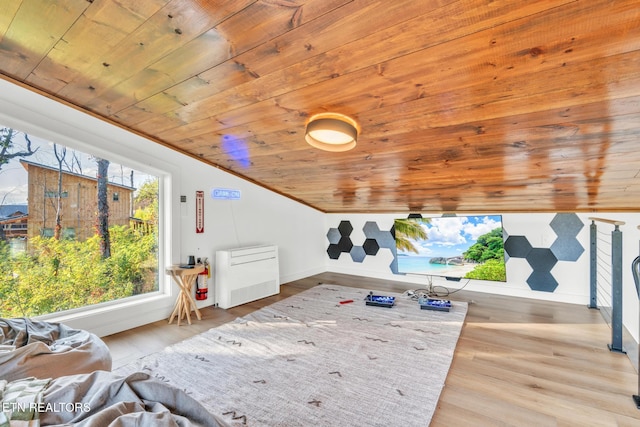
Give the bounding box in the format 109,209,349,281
215,245,280,309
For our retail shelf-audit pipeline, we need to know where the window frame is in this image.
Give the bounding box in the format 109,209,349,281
0,78,182,336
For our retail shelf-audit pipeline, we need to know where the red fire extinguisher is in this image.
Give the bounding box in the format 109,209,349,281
196,258,209,300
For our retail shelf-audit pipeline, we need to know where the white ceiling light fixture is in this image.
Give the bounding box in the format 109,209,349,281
305,112,359,152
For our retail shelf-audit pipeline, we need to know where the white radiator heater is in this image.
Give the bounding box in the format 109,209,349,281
215,245,280,309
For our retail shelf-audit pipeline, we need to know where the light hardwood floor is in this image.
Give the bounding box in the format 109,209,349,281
103,272,640,426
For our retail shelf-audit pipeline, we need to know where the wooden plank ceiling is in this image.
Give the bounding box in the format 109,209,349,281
1,0,639,213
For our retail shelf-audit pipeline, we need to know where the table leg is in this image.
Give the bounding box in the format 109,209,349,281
168,300,180,324
183,291,192,325
167,269,203,326
184,275,202,320
177,292,183,326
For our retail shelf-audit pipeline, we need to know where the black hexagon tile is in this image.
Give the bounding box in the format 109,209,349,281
363,238,380,256
504,235,533,259
338,221,353,237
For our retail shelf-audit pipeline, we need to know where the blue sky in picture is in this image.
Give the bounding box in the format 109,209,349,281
400,215,503,258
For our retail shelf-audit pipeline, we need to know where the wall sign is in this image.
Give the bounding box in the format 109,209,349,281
211,188,241,200
196,190,204,233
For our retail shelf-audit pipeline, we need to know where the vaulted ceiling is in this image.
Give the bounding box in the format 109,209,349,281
1,0,639,213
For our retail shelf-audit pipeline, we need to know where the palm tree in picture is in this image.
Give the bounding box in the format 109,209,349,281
394,218,430,253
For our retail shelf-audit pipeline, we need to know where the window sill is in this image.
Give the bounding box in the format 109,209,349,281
37,293,176,337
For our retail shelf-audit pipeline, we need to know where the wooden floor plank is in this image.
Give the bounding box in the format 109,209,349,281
437,385,559,427
103,272,640,425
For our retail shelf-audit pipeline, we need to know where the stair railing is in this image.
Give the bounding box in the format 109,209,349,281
631,246,640,408
588,217,625,353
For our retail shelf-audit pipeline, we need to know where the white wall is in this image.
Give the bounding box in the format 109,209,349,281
178,159,328,302
0,78,326,336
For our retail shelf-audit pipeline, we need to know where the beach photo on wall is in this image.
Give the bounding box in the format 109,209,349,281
394,215,506,282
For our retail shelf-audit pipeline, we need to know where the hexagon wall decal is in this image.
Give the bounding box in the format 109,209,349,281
337,236,353,253
327,244,341,260
350,246,366,263
338,221,353,237
549,213,584,261
527,270,559,292
550,238,584,262
524,248,558,292
389,258,399,274
526,248,558,271
327,228,340,244
363,238,380,255
504,235,533,258
363,221,395,249
326,220,396,264
550,213,584,237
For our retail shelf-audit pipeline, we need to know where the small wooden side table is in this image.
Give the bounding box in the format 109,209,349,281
166,264,204,326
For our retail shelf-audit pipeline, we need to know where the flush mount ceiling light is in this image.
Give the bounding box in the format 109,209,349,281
305,112,359,152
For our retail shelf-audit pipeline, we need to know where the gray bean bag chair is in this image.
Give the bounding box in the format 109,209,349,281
0,318,111,382
1,371,224,426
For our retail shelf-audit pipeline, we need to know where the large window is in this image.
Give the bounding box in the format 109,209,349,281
0,126,160,317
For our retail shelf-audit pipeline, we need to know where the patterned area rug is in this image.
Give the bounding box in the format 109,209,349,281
115,284,467,426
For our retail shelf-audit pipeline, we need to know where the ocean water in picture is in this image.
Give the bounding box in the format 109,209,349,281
397,255,474,277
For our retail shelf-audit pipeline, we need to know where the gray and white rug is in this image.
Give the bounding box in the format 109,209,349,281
115,284,467,426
